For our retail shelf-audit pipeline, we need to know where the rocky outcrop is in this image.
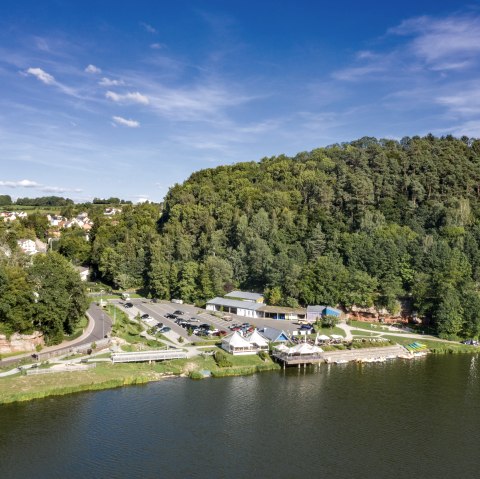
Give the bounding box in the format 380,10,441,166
0,331,44,354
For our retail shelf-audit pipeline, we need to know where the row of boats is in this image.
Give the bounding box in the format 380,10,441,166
328,350,428,365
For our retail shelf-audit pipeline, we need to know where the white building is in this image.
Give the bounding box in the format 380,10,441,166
206,297,265,319
17,239,37,255
221,329,269,355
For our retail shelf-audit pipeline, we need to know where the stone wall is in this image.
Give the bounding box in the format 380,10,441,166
0,331,44,354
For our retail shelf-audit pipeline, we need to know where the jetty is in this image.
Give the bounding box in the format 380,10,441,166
273,344,414,367
111,349,187,364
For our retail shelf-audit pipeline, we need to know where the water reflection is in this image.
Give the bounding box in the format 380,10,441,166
1,356,480,479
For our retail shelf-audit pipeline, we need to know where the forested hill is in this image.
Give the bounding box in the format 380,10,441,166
92,135,480,338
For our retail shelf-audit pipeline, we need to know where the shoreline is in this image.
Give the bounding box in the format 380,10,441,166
1,345,479,405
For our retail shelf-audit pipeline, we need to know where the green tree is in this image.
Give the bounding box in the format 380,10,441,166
29,253,88,344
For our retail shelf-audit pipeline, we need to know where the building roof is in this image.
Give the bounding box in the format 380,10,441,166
258,305,306,315
207,297,265,311
287,343,323,355
260,327,290,342
222,331,252,348
307,305,327,313
246,329,269,347
224,291,264,302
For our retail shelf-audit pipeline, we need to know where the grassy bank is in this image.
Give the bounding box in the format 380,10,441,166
0,363,158,404
0,350,280,404
383,335,478,354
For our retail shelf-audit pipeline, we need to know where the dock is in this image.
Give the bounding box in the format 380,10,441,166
111,349,187,363
273,345,412,367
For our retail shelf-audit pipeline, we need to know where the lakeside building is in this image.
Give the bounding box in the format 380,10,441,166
207,291,341,322
221,330,269,355
306,305,342,322
259,327,290,343
224,291,264,303
206,297,265,319
259,305,306,321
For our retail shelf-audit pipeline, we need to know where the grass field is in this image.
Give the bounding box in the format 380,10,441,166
313,326,346,337
0,349,279,404
382,335,478,353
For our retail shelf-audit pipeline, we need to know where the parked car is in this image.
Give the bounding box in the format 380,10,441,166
173,310,184,315
299,324,314,331
156,322,164,329
159,326,171,333
124,302,133,308
165,313,177,319
189,317,200,323
141,313,151,319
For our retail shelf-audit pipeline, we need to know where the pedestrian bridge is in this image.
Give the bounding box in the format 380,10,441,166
111,349,187,363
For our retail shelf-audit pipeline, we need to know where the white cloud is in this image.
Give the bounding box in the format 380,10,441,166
390,14,480,70
99,77,124,86
112,116,140,128
85,64,101,74
0,179,39,188
106,91,149,105
25,67,55,85
150,43,165,49
140,22,157,34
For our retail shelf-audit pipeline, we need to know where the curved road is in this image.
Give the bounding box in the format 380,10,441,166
0,303,112,367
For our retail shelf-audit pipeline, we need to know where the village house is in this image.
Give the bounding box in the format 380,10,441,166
17,239,37,255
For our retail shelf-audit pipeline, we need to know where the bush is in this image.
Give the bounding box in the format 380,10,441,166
214,350,233,368
258,351,269,361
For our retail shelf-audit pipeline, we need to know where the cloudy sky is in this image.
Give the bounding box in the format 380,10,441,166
1,0,480,202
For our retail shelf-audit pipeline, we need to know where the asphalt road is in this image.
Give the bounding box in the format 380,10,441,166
0,303,112,366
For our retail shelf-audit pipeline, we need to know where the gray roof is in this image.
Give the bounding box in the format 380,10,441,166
207,297,264,311
260,327,290,342
225,291,263,302
307,305,327,313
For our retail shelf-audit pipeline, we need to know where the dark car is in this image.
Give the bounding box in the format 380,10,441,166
156,322,164,329
165,313,177,319
124,302,133,308
199,323,211,330
299,324,314,331
141,313,150,319
159,326,171,333
173,310,185,315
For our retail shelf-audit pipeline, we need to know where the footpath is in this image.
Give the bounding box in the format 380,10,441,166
0,311,96,368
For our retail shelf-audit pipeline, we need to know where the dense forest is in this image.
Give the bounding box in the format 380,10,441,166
3,135,480,339
85,135,480,339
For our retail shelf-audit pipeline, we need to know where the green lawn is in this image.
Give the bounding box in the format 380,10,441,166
313,326,346,337
351,330,379,337
382,335,478,353
348,320,390,332
0,349,280,403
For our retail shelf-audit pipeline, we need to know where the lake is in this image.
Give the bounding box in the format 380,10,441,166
1,355,480,478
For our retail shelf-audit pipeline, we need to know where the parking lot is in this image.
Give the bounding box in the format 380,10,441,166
113,298,302,343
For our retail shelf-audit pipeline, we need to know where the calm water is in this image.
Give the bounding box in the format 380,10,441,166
1,355,480,479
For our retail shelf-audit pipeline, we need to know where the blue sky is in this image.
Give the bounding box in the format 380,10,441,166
1,0,480,203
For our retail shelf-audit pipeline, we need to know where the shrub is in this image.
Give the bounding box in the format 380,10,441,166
258,351,269,361
214,350,233,368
